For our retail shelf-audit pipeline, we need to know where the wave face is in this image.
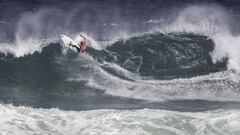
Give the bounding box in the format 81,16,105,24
93,33,226,79
0,33,238,109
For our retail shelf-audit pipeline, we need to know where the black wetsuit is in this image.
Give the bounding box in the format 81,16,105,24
70,44,81,53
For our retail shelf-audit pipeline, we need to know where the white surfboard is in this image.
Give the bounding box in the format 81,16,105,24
59,34,79,52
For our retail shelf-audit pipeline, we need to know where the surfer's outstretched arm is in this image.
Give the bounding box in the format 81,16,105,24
80,33,86,39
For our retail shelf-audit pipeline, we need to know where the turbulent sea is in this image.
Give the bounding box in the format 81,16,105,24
1,0,240,134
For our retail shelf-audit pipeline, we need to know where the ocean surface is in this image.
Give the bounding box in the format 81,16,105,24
0,0,240,134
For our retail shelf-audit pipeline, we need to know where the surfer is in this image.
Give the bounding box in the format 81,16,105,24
68,33,87,53
79,33,87,53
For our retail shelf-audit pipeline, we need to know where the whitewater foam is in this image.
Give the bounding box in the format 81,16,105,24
86,61,240,102
0,104,240,135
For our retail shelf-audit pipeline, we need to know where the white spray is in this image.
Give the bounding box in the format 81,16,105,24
161,5,240,77
0,8,74,57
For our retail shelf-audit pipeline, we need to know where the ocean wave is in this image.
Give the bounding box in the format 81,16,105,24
93,33,226,79
0,4,240,104
160,5,240,75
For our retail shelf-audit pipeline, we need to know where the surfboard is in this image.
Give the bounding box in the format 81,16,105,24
59,34,79,52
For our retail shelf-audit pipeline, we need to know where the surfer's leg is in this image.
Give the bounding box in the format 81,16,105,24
80,45,86,53
81,48,86,53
